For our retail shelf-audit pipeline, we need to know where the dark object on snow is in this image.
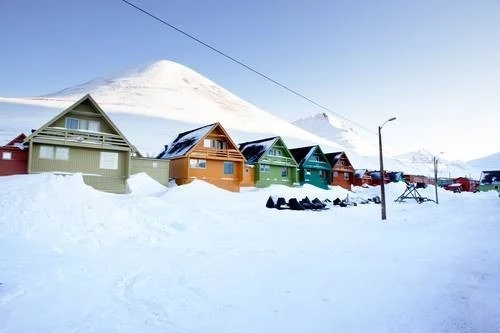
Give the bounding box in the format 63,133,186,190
288,198,305,210
276,197,289,210
372,196,381,204
324,198,332,203
266,196,277,208
395,180,435,204
333,198,342,206
416,182,427,189
300,196,313,209
339,202,347,207
312,197,327,209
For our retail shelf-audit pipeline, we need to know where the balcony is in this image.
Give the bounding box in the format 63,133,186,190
32,127,130,149
191,147,243,160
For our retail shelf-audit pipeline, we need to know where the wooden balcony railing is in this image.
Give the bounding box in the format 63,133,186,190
33,127,130,148
190,148,243,160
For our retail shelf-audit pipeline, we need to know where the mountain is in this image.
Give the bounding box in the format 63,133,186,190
0,59,480,176
395,150,481,179
292,112,379,156
0,60,342,152
467,152,500,171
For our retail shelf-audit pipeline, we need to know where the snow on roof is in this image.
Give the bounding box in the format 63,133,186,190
324,151,344,166
158,123,215,159
289,146,315,166
238,136,278,164
480,170,500,185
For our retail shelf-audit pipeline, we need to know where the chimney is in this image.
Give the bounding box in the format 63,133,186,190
164,145,168,152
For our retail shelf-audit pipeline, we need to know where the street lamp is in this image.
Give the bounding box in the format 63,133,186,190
433,152,444,204
378,117,396,220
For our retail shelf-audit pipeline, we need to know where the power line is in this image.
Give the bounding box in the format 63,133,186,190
119,0,377,135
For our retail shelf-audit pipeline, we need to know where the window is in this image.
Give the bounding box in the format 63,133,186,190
40,145,55,159
65,118,79,130
39,146,69,160
1,152,12,160
312,155,320,161
268,148,282,156
216,140,227,150
281,167,288,177
305,169,311,175
100,152,118,170
190,158,206,169
344,172,350,180
55,147,69,160
152,162,158,168
203,139,213,148
333,171,338,177
319,169,327,178
65,117,100,132
224,162,234,175
260,164,270,173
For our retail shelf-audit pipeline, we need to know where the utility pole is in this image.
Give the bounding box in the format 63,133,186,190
433,156,439,204
378,117,396,221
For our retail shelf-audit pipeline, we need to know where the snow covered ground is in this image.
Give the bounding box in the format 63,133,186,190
1,174,499,332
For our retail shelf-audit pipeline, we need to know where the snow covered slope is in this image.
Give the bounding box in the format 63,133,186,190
395,150,481,179
293,112,379,156
0,60,342,150
467,152,500,171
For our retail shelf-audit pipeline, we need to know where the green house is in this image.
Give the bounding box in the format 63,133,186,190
238,136,299,187
289,145,332,190
24,94,169,193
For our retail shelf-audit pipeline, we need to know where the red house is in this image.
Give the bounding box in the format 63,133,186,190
453,177,479,192
325,151,354,190
353,169,372,187
0,134,28,176
369,170,391,186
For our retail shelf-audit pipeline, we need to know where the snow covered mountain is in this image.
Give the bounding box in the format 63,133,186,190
0,60,341,150
467,152,500,171
0,59,482,176
292,112,379,156
395,150,481,179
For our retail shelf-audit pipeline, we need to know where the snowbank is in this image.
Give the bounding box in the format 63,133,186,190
1,174,499,332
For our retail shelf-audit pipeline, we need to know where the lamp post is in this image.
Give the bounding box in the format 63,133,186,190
433,152,444,204
378,117,396,220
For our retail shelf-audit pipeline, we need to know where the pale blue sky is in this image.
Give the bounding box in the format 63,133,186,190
1,0,499,160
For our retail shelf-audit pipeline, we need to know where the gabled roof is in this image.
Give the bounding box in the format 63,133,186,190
3,133,26,147
157,122,243,160
324,151,353,168
289,146,315,166
238,136,279,164
24,94,141,156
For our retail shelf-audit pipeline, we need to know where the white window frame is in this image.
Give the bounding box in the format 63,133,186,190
260,164,270,173
189,158,206,169
39,145,55,159
55,147,69,160
344,172,350,180
203,139,213,148
65,117,80,130
100,152,119,170
281,167,288,177
2,151,12,160
333,171,338,177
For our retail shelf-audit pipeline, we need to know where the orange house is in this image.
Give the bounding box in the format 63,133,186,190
325,151,354,190
157,122,245,192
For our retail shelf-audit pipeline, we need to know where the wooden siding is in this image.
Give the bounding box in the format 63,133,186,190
130,157,169,186
332,170,353,190
30,143,129,193
168,158,189,180
255,164,298,187
0,148,28,176
241,164,255,187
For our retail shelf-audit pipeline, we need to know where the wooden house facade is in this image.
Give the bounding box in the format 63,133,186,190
353,169,372,186
324,151,354,190
453,177,479,192
0,134,29,176
369,171,391,186
24,94,169,193
157,122,245,192
289,145,331,189
238,136,299,188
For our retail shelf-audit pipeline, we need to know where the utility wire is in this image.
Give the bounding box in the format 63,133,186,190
119,0,377,135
